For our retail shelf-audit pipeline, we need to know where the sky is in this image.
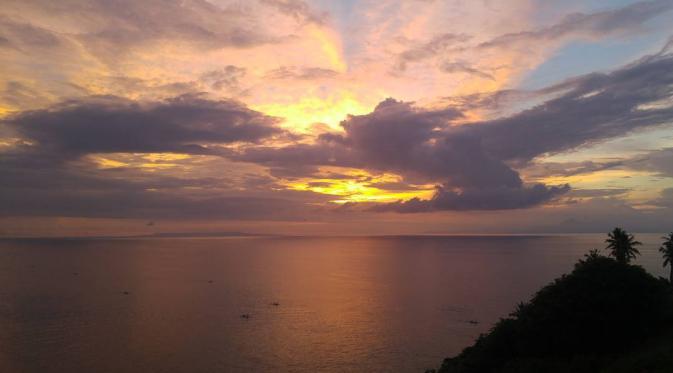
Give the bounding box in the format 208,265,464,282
1,0,673,237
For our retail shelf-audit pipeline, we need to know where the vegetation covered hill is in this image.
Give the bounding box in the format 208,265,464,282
428,251,673,373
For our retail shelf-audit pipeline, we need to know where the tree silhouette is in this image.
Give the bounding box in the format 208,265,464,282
660,232,673,283
432,251,673,373
605,227,641,264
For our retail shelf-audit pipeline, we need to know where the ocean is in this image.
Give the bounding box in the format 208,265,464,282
0,234,668,372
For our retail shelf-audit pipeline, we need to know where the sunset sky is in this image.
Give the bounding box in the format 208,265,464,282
1,0,673,236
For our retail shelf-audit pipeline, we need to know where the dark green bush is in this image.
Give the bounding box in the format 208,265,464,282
433,253,673,373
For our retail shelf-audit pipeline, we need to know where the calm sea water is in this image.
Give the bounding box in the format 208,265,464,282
0,234,668,372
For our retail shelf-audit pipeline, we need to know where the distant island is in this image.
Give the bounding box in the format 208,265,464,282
427,229,673,373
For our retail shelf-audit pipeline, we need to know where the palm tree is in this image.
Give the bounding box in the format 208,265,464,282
660,232,673,283
605,227,641,264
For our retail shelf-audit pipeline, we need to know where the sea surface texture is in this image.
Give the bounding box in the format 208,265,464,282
0,235,667,372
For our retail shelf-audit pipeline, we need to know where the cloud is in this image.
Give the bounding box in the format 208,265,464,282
0,93,334,220
265,66,339,80
566,188,631,198
4,94,283,157
537,196,673,233
238,46,673,211
479,0,673,50
650,187,673,207
72,2,277,59
439,61,494,80
200,66,248,92
526,146,673,180
0,0,304,64
1,81,52,110
471,51,673,162
2,34,673,219
396,33,472,70
0,35,9,48
0,16,61,49
626,147,673,177
258,0,327,25
0,145,328,221
522,160,624,178
393,0,672,75
0,184,321,220
240,98,568,210
371,184,570,212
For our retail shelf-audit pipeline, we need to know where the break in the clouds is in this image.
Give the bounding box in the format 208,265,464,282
1,0,673,235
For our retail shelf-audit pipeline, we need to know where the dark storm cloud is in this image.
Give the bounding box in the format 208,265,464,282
479,0,673,49
238,47,673,211
4,94,282,157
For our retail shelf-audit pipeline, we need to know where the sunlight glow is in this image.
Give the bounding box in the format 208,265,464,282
91,157,128,169
253,91,372,133
307,25,348,72
284,170,435,203
90,153,193,170
540,170,648,188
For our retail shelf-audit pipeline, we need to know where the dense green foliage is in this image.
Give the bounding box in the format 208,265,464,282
429,251,673,373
